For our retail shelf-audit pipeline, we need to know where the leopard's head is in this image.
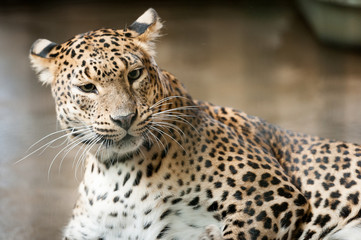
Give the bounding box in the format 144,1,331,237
30,9,169,161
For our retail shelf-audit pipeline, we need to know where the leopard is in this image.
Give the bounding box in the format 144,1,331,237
29,8,361,240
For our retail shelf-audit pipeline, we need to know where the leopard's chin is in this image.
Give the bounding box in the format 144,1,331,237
95,134,144,163
112,134,144,152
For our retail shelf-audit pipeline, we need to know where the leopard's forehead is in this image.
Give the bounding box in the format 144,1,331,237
56,28,141,60
52,28,147,83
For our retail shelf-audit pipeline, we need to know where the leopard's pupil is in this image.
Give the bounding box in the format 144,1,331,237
130,70,138,77
85,84,93,90
128,69,142,82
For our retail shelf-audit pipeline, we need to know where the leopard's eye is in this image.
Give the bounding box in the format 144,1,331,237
127,68,143,83
78,83,97,93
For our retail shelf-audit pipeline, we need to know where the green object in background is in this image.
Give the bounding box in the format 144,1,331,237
297,0,361,47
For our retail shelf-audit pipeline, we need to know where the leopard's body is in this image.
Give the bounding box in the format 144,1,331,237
29,8,361,240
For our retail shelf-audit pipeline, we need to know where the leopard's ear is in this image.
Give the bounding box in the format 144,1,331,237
29,39,58,85
127,8,163,55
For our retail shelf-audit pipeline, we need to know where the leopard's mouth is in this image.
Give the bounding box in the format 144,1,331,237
72,131,135,145
99,133,137,147
94,133,144,161
69,127,144,162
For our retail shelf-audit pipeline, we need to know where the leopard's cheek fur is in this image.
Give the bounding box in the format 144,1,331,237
55,89,118,137
52,80,89,128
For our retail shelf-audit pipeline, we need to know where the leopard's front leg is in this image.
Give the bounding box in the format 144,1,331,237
217,188,310,240
62,186,105,240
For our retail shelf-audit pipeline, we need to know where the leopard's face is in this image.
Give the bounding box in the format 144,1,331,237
54,33,158,157
30,9,166,159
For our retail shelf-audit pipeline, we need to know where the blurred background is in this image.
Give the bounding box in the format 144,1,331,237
1,0,361,239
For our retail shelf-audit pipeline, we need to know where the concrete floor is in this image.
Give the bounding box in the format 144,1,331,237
1,1,361,240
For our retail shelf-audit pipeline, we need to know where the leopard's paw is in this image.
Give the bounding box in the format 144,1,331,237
198,224,223,240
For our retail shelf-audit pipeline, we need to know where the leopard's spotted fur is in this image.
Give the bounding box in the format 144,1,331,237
29,8,361,240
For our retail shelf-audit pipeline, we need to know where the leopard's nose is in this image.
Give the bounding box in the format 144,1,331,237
110,112,136,131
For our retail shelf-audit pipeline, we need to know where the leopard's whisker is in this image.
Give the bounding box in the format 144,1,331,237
152,112,195,118
153,105,199,115
16,127,91,165
151,120,185,136
30,126,89,152
150,95,190,109
146,126,165,151
58,129,94,173
80,136,101,174
151,121,185,143
71,130,97,169
48,132,92,180
151,102,173,110
142,130,159,153
149,125,185,152
153,113,199,134
137,146,146,160
75,135,100,180
94,138,105,161
26,128,71,151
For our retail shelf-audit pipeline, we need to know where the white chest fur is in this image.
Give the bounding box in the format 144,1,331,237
63,156,221,240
